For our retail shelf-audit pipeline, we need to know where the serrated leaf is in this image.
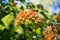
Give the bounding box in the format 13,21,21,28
1,13,14,28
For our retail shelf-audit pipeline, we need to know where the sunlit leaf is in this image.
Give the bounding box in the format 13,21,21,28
1,13,14,28
0,24,5,30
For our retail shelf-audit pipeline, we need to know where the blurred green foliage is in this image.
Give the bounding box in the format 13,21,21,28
0,0,60,40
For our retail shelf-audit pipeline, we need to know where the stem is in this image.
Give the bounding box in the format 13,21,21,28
24,27,26,40
22,24,26,40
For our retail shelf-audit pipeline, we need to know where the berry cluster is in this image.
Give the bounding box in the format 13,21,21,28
43,26,54,40
15,9,41,26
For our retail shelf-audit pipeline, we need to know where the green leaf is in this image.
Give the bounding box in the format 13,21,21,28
36,28,41,34
1,13,14,28
0,24,5,30
14,26,23,34
33,28,41,34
